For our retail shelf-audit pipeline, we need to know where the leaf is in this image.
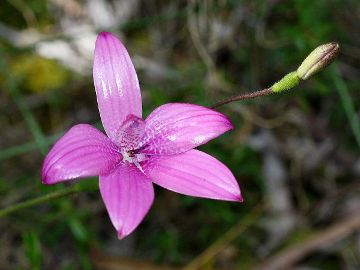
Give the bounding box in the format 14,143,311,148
68,217,89,243
22,231,42,270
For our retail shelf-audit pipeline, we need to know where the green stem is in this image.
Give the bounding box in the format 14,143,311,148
331,65,360,149
0,185,86,218
0,53,47,155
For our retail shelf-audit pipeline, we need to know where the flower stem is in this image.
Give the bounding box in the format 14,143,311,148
210,71,301,109
211,87,273,109
0,185,85,218
211,42,339,109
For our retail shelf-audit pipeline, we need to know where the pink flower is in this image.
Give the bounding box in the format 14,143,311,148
41,32,242,239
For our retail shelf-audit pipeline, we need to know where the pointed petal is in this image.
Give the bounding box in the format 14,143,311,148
93,32,142,141
143,103,233,155
99,166,154,239
42,124,120,184
144,149,242,202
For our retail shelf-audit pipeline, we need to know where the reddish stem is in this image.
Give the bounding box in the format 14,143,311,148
211,87,273,109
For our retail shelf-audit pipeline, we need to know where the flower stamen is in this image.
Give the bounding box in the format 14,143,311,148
122,150,147,174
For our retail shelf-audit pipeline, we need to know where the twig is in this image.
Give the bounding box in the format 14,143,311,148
0,185,82,218
182,203,265,270
254,211,360,270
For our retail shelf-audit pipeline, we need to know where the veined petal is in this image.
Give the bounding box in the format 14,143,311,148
93,32,142,141
42,124,120,184
143,103,233,155
144,149,242,202
99,166,154,239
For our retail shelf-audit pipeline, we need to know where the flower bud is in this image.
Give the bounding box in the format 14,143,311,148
297,42,339,80
271,71,300,93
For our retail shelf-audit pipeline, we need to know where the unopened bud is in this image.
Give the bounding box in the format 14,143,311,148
271,71,300,93
297,42,339,80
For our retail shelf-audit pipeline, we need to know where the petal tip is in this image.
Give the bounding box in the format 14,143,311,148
230,186,243,202
41,176,50,185
40,172,56,185
40,167,51,185
96,32,124,48
41,177,49,185
97,31,115,40
223,115,234,131
117,229,128,240
227,121,234,131
226,192,243,202
212,109,234,132
95,32,123,49
236,194,244,203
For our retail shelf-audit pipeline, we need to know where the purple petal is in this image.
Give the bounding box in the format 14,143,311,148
99,165,154,239
42,124,120,184
93,32,142,141
143,103,233,155
144,149,242,202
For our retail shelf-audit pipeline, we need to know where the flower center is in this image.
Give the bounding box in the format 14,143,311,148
116,114,146,151
122,150,148,173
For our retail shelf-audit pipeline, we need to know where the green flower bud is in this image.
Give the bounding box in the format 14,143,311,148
297,42,339,80
271,71,300,93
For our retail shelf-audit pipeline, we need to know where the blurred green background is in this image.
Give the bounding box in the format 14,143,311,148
0,0,359,269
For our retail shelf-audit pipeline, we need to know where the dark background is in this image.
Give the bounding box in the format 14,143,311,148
0,0,359,269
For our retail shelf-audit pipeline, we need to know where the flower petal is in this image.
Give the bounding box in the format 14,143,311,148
93,32,142,141
143,103,233,155
144,149,242,202
42,124,120,184
99,166,154,239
